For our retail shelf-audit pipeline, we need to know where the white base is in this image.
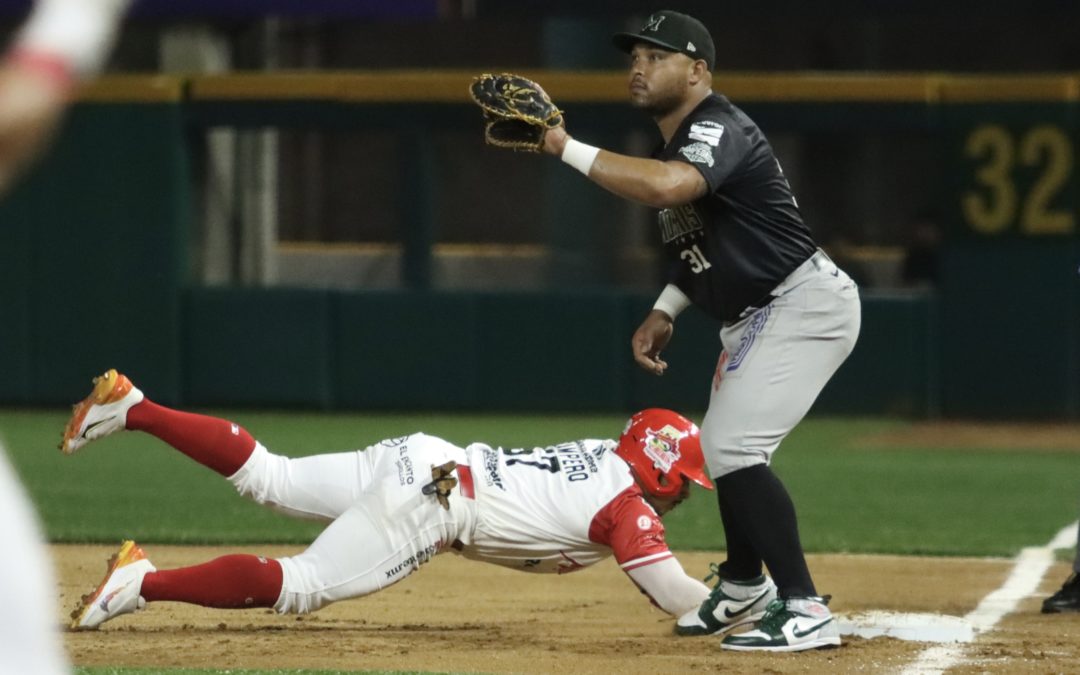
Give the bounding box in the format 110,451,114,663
836,611,974,643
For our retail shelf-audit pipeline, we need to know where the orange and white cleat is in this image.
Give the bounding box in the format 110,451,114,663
60,369,143,454
69,540,155,630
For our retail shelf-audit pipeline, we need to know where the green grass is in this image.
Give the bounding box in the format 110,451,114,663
2,410,1077,557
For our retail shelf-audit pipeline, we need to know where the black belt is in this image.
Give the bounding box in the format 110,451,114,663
747,292,777,311
742,250,828,316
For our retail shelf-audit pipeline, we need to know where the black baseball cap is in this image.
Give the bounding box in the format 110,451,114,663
613,10,716,71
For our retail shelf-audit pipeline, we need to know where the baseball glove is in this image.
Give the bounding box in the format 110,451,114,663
468,73,564,152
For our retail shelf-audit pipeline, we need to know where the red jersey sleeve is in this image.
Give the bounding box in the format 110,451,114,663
588,485,672,571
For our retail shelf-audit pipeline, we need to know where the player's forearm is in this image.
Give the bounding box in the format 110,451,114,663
626,557,710,616
13,0,132,81
591,151,694,208
560,137,705,209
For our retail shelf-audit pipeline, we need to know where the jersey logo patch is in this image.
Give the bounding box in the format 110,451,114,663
678,141,715,167
637,515,653,530
688,123,724,146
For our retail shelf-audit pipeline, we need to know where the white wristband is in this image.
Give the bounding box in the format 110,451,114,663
560,138,600,176
652,284,691,319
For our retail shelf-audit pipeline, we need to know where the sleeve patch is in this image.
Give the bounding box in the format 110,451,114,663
688,122,725,146
678,141,715,167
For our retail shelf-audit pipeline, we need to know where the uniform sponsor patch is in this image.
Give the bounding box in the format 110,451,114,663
395,444,415,486
678,141,715,167
482,447,506,490
688,122,724,146
727,306,771,372
383,541,442,579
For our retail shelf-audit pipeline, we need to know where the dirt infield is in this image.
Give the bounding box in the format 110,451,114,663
54,545,1080,674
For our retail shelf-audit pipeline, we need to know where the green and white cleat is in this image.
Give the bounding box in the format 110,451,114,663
676,565,777,636
721,596,840,652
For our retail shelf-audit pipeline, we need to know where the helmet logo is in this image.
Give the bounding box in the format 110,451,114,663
642,424,684,472
643,14,666,32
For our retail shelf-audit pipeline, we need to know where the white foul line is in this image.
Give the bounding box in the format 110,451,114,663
900,521,1078,675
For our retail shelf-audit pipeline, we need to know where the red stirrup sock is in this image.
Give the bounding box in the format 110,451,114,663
141,555,283,609
125,400,256,476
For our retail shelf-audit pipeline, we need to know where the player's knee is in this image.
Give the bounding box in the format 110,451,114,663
227,442,290,506
273,555,325,615
709,451,769,479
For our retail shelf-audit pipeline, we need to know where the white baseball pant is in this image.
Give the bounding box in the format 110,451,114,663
227,433,474,614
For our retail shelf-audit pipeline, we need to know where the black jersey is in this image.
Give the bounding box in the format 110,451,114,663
654,93,817,323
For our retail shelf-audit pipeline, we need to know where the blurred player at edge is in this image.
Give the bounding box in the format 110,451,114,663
0,1,130,673
1042,521,1080,614
0,0,129,195
0,446,71,675
62,369,733,630
538,10,860,651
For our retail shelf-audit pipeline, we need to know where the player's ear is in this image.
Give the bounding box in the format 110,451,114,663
688,59,708,85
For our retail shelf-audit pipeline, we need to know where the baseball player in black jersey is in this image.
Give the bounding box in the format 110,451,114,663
540,10,861,652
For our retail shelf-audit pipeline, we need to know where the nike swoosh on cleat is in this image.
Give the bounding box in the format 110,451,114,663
98,586,124,611
81,416,115,438
792,618,832,638
722,589,771,618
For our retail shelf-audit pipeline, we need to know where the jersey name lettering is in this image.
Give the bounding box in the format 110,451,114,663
658,204,704,243
553,441,598,482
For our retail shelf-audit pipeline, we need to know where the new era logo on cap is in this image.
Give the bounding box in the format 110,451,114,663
612,10,716,71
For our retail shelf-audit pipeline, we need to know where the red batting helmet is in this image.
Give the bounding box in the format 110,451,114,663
616,409,713,499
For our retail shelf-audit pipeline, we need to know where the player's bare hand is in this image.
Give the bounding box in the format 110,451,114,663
632,309,674,376
542,124,568,156
0,63,67,195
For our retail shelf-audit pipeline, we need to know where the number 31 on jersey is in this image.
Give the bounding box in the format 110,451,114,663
680,244,712,273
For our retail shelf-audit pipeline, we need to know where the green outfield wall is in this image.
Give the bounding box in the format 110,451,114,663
173,287,930,415
1,73,1077,418
0,79,190,407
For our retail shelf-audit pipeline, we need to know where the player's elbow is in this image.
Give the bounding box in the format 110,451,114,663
638,170,705,209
